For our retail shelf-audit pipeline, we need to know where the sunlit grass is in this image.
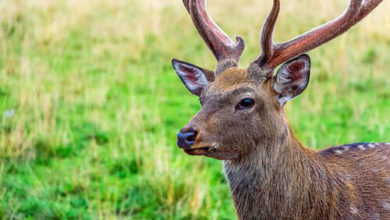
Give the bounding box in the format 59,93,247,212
0,0,389,219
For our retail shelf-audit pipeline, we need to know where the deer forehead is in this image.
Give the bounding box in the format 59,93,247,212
208,68,261,92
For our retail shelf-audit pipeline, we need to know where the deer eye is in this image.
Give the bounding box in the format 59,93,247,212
236,98,255,110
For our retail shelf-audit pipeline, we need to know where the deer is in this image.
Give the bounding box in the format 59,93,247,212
172,0,389,219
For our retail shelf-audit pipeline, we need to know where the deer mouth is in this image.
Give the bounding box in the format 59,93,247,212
184,147,210,155
184,145,216,156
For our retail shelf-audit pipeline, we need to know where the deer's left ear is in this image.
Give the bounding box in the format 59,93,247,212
172,59,215,97
272,54,311,106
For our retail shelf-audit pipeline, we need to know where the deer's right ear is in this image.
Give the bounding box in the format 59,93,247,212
172,59,215,96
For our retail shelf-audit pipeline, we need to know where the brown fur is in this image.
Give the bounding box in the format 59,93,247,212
175,1,386,219
180,69,390,220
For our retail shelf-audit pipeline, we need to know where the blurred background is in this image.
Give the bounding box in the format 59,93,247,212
0,0,389,219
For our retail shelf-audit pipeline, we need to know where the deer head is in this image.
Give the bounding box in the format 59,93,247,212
173,0,382,160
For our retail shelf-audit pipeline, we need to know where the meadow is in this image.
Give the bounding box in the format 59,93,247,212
0,0,390,219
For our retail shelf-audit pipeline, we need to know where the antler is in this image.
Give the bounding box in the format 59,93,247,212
183,0,245,71
252,0,383,70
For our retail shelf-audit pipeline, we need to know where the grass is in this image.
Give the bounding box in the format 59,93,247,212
0,0,390,219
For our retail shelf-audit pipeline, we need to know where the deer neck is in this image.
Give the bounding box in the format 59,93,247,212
223,124,345,219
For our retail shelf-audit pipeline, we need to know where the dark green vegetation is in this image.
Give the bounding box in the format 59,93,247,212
0,0,389,219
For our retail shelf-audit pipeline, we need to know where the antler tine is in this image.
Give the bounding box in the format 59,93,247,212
252,0,382,70
258,0,280,68
358,0,383,19
183,0,245,67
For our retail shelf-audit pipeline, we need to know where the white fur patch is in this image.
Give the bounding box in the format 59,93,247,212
278,95,292,106
350,205,359,215
358,145,366,150
382,201,390,210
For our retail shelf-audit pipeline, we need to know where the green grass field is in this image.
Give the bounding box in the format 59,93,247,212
0,0,390,219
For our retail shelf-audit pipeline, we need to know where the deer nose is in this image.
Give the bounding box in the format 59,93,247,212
177,129,197,149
